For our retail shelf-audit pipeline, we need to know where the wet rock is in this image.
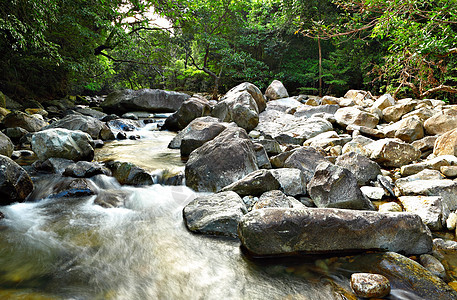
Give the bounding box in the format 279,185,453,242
351,273,390,298
367,138,420,168
0,155,34,204
0,131,13,157
106,161,153,186
382,101,416,123
265,80,289,100
2,111,47,132
253,190,304,209
343,252,457,300
335,152,381,186
307,161,375,210
270,168,307,196
399,196,449,231
220,169,280,197
185,127,258,192
334,107,379,129
101,89,191,114
63,161,111,178
420,254,446,279
238,208,433,256
212,90,259,131
45,114,114,141
33,157,74,174
31,128,95,161
107,118,141,131
396,179,457,211
48,178,97,198
163,95,212,131
183,191,247,238
94,190,130,208
434,128,457,156
394,115,424,143
283,146,329,182
424,109,457,135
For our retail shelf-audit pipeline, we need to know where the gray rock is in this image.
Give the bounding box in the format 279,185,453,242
238,208,433,256
183,191,247,237
335,152,381,186
31,128,95,161
341,135,374,156
0,131,13,157
283,146,328,182
270,168,307,196
276,117,333,145
360,186,385,200
255,138,281,156
399,196,449,231
294,104,339,118
253,190,304,209
163,95,212,131
63,161,111,178
265,80,289,100
220,169,279,196
264,97,304,112
73,107,107,119
106,161,153,186
224,82,266,113
2,111,47,132
212,90,259,131
252,143,271,169
185,127,259,192
307,162,375,210
180,121,227,157
101,89,191,114
367,138,420,168
107,118,141,132
420,254,446,279
396,179,457,211
3,127,29,144
0,155,34,204
45,114,114,140
33,157,74,174
335,107,379,129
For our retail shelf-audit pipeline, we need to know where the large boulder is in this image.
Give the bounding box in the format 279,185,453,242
220,169,280,196
334,107,379,129
2,111,47,132
238,208,433,256
44,114,114,140
372,94,395,111
367,138,420,168
382,101,417,123
283,146,329,182
0,132,14,157
31,128,95,161
225,82,266,113
275,117,333,145
185,127,259,192
424,109,457,135
163,95,212,131
398,196,449,231
212,90,259,131
434,128,457,156
307,161,375,210
0,155,34,205
183,191,247,237
394,115,424,143
101,89,191,114
270,168,307,196
335,152,381,186
265,80,289,100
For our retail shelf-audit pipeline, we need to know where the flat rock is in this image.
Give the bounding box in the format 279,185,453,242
238,208,433,256
45,114,114,140
183,191,247,237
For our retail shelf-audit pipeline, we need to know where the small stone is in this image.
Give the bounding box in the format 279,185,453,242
419,254,446,279
441,166,457,178
447,212,457,230
350,273,391,298
360,186,385,200
378,202,403,213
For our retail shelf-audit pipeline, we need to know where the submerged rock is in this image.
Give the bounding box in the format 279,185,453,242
238,208,433,256
0,155,34,204
183,191,247,237
106,161,153,186
94,190,130,208
63,161,112,178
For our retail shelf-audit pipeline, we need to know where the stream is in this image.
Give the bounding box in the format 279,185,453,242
0,123,447,299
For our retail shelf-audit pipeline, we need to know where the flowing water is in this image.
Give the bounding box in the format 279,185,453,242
0,124,448,299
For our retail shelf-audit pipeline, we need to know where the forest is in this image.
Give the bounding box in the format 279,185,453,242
1,0,457,102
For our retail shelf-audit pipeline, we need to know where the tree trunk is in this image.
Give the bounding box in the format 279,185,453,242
318,36,323,97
